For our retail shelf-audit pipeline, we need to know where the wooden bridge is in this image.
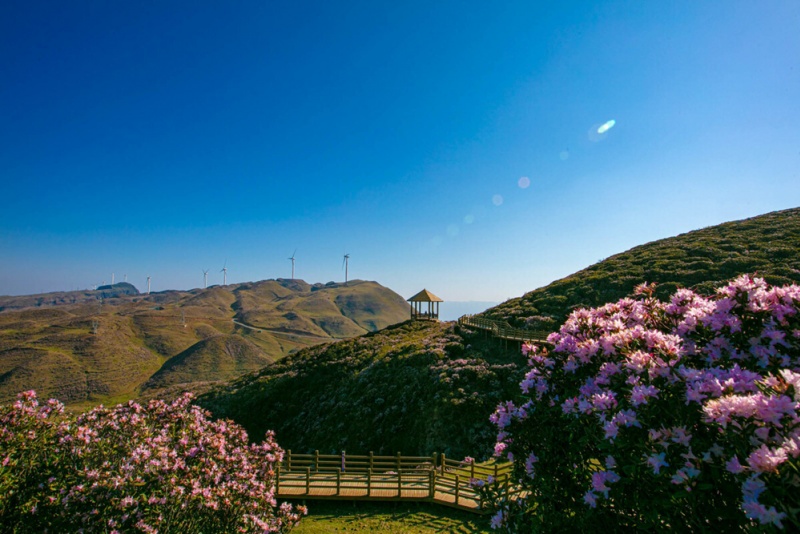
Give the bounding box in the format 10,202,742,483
457,314,551,345
276,450,513,513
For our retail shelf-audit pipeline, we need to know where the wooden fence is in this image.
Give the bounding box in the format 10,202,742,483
276,450,513,513
458,314,551,345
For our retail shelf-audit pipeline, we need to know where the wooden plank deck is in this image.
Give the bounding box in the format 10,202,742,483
277,471,484,511
458,314,551,344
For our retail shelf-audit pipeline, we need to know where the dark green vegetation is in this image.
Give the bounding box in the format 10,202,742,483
485,207,800,327
200,320,525,459
0,279,409,408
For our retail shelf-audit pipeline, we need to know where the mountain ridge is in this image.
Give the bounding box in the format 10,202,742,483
0,279,410,408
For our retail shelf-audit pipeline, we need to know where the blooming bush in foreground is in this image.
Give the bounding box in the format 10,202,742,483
490,276,800,531
0,392,305,533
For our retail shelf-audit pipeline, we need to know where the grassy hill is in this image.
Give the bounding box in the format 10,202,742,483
0,279,409,408
484,207,800,328
199,207,800,463
199,320,525,459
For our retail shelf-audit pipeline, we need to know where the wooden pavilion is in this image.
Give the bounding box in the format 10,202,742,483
407,289,443,321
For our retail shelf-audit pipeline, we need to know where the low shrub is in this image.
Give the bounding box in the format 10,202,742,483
0,392,305,533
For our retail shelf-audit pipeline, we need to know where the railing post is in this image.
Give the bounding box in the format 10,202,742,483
470,460,475,480
455,474,460,507
396,451,401,472
369,451,374,471
397,469,402,497
342,449,346,473
287,449,292,471
441,453,446,476
305,466,310,495
314,450,319,472
428,469,435,500
276,464,281,493
336,467,341,496
368,468,372,497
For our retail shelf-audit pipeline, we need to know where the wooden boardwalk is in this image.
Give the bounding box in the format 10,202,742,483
457,314,551,345
275,451,512,513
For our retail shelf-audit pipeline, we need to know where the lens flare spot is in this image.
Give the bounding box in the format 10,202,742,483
518,176,530,189
492,194,504,206
446,224,459,237
597,119,616,134
463,214,475,224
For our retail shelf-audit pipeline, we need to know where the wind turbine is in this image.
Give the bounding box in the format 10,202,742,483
288,249,296,280
146,276,151,294
202,269,209,289
220,260,228,286
342,253,350,286
111,273,115,285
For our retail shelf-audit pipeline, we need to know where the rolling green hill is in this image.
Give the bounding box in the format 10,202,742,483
199,320,525,459
200,207,800,461
0,279,409,408
484,207,800,328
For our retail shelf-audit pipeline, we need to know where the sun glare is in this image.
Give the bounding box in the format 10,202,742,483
597,119,616,134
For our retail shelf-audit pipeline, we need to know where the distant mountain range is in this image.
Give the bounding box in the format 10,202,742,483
0,282,140,311
0,279,409,408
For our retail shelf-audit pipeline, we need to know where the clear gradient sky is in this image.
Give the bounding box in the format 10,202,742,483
1,1,799,301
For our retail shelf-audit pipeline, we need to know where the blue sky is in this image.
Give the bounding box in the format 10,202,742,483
1,1,799,301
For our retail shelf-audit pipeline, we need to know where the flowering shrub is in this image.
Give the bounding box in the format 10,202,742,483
0,392,305,532
491,276,800,531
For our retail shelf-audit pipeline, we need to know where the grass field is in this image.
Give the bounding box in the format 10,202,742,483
289,501,491,533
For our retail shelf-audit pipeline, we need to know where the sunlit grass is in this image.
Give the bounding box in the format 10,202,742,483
290,501,491,533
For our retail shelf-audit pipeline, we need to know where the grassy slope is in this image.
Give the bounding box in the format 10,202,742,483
199,320,525,459
0,280,409,407
201,208,800,467
484,207,800,327
290,501,490,533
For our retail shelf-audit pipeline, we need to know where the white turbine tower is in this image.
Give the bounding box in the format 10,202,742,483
202,269,209,289
111,273,115,285
124,274,127,283
342,253,350,286
146,276,151,294
288,249,296,280
220,261,228,286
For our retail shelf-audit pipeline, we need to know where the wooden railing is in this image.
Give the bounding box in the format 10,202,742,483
458,314,551,344
276,450,513,513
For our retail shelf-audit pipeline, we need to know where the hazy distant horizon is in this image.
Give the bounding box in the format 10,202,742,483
439,301,501,322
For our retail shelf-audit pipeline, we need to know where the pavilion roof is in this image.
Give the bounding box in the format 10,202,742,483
407,289,443,303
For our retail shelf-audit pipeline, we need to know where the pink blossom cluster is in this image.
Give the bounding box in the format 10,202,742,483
490,276,800,530
0,391,306,533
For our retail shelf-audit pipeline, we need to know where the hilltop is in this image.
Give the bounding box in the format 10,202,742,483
484,207,800,328
199,207,800,460
0,279,409,408
199,319,525,459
